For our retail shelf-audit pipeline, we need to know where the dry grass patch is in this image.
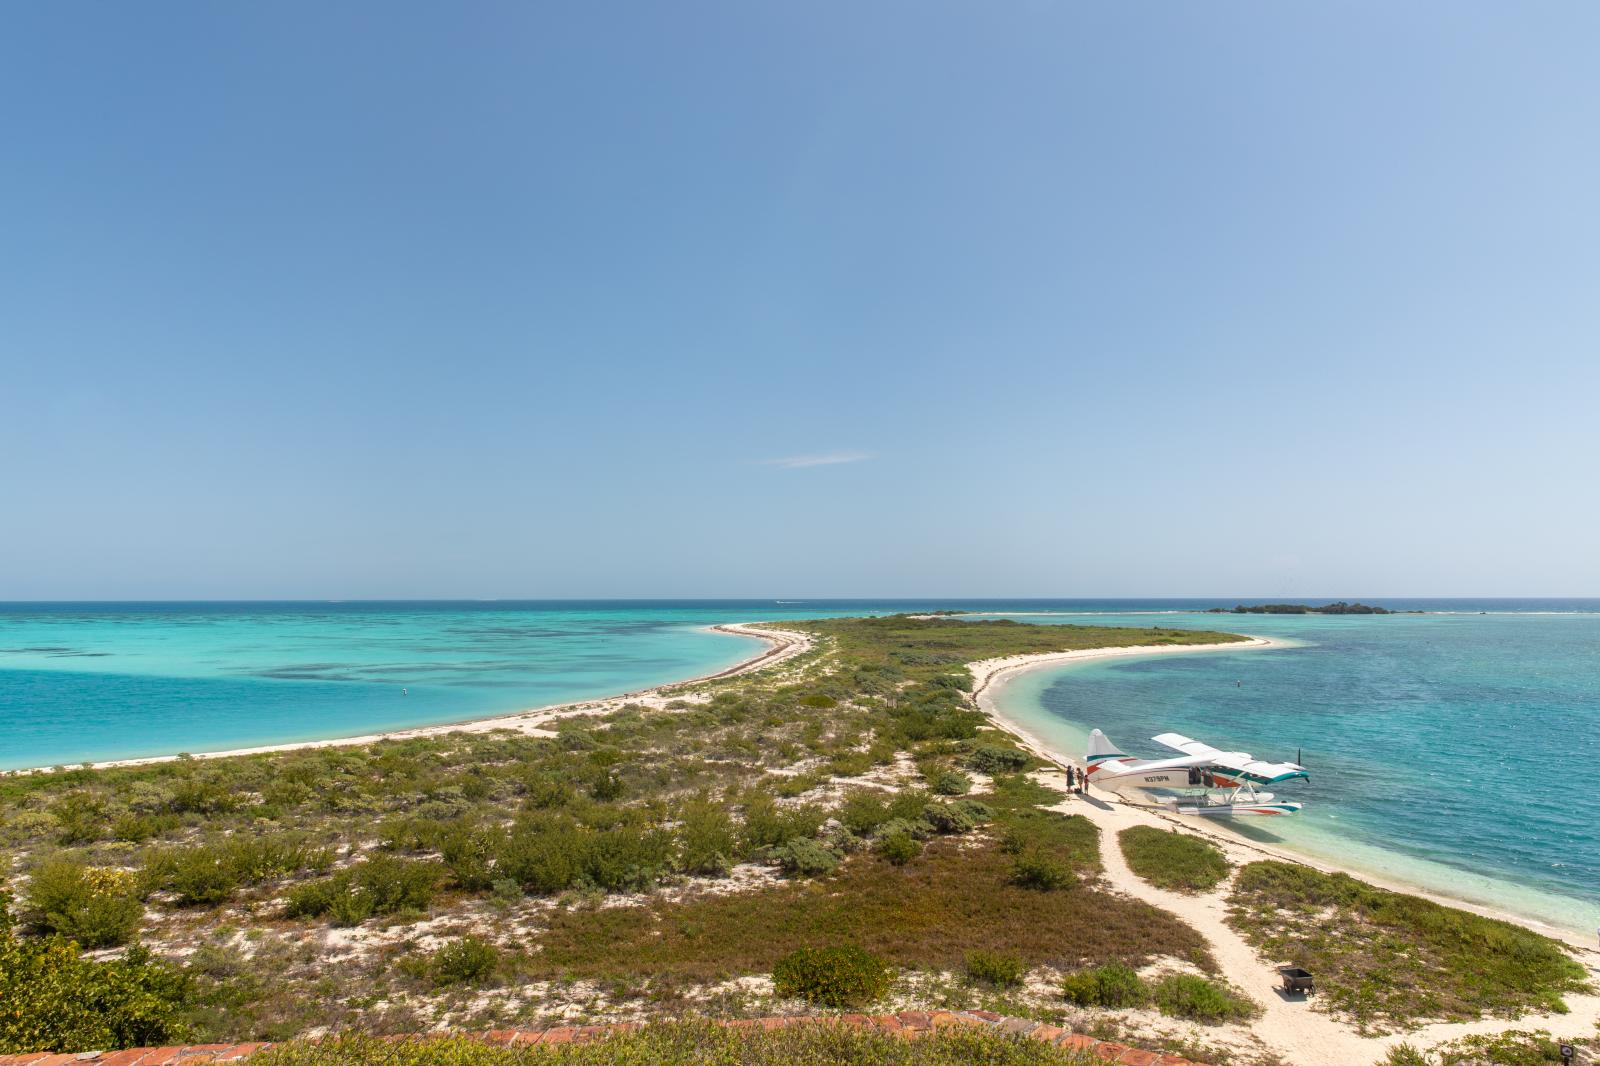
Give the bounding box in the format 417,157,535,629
529,836,1212,992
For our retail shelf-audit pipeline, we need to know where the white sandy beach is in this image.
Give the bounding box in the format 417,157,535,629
970,638,1600,1065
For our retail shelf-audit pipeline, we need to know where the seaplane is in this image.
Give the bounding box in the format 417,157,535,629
1084,729,1307,816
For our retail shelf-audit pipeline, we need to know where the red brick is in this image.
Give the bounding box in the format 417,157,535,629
870,1014,902,1031
1116,1050,1160,1066
1028,1024,1066,1044
214,1045,270,1062
15,1057,79,1066
1058,1034,1099,1050
538,1028,575,1045
897,1011,932,1031
1093,1043,1131,1061
966,1009,1003,1022
91,1052,153,1066
175,1044,234,1060
1157,1056,1202,1066
135,1048,188,1065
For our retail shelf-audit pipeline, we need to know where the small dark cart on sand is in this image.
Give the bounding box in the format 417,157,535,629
1277,966,1315,997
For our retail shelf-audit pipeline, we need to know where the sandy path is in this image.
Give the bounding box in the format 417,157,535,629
3,622,812,777
1046,783,1600,1063
975,643,1600,1063
1057,783,1375,1063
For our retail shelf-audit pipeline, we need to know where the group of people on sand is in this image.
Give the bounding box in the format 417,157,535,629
1065,763,1088,795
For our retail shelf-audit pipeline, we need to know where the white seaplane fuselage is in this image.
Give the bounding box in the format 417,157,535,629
1084,729,1308,817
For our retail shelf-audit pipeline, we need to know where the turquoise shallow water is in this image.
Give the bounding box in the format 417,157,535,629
983,608,1600,936
3,599,1597,934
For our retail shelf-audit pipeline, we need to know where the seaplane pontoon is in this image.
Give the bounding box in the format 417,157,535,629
1084,729,1307,816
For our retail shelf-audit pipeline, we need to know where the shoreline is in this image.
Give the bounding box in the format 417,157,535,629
2,623,810,777
970,637,1599,952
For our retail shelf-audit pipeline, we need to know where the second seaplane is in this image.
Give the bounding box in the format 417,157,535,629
1084,729,1308,816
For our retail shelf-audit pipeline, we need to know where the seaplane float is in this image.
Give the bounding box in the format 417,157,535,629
1084,729,1308,816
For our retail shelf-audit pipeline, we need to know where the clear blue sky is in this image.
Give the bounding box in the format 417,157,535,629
4,2,1597,599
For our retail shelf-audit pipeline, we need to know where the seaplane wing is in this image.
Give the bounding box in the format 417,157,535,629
1151,732,1308,785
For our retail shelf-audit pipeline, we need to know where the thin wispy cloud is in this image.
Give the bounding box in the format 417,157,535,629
764,451,874,469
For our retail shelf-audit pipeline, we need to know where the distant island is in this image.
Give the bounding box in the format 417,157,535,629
1207,601,1395,615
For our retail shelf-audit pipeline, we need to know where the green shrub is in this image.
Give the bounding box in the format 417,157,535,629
740,795,827,853
1060,963,1148,1008
169,776,240,815
677,799,737,877
771,837,842,877
585,824,675,892
49,793,107,845
838,789,895,835
428,936,499,986
964,949,1026,988
285,854,440,926
1118,827,1230,893
439,824,504,892
1403,1030,1588,1065
24,860,144,948
497,815,584,894
876,831,921,866
772,945,891,1008
966,746,1029,774
492,812,676,895
931,770,971,796
1011,850,1076,892
1150,974,1255,1023
0,893,191,1053
873,817,929,843
165,851,242,907
111,812,180,843
145,834,334,907
587,770,625,802
827,751,875,777
920,799,990,835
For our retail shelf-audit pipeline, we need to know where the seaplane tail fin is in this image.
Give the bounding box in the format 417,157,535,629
1084,729,1128,777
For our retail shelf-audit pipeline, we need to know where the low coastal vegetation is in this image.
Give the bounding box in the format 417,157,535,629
0,889,191,1054
1058,962,1256,1024
1117,827,1231,894
1227,861,1589,1031
0,616,1235,1050
247,1025,1106,1065
1383,1030,1593,1065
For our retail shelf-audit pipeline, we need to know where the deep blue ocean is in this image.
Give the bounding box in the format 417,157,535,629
2,599,1596,933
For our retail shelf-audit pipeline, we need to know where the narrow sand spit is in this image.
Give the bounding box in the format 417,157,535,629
4,622,811,776
974,642,1600,1065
